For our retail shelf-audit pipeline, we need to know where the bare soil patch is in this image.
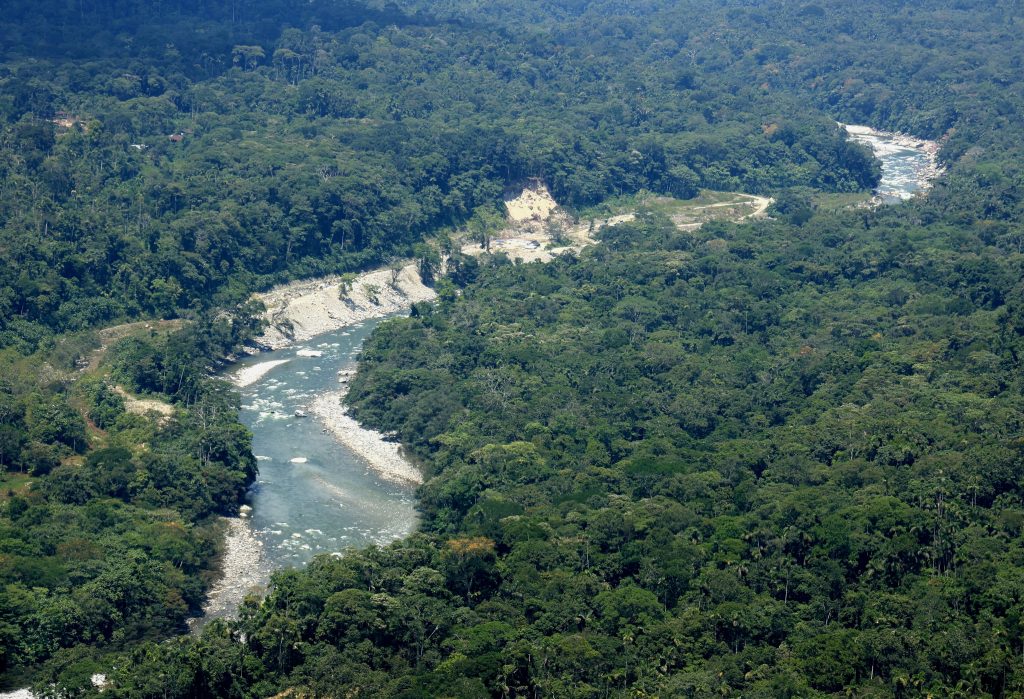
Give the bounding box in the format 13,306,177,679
462,186,772,264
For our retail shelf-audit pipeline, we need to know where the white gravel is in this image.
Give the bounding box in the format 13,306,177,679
192,518,268,628
228,359,292,387
309,389,424,486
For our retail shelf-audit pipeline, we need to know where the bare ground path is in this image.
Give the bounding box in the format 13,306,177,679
82,319,186,372
461,185,773,263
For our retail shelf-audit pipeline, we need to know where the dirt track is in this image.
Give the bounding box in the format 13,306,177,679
461,187,772,263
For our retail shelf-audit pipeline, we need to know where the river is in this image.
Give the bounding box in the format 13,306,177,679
843,124,942,202
195,124,939,626
0,128,951,699
198,314,419,625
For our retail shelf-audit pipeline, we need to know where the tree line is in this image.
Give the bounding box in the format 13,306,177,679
3,0,1024,693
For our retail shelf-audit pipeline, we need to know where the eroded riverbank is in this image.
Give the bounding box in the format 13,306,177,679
253,264,436,350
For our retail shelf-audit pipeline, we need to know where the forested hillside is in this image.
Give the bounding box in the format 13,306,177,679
0,0,879,348
103,199,1024,696
2,0,1024,696
0,310,262,686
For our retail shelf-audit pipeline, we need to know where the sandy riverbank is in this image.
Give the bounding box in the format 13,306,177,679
253,264,436,350
193,517,268,628
309,389,424,486
228,358,292,388
206,262,430,621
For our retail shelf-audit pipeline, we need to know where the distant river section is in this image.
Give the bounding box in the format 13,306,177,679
843,123,942,202
201,314,417,623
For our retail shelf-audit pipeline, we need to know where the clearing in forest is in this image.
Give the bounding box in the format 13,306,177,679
462,185,773,263
112,386,175,422
81,319,186,372
638,191,772,229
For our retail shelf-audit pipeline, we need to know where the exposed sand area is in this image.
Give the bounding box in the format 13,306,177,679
252,264,436,350
505,182,560,222
462,183,771,263
228,359,292,388
309,389,424,486
461,181,600,263
113,385,174,421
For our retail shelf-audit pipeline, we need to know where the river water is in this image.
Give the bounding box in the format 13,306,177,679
194,127,937,625
0,131,950,699
201,314,418,623
198,130,937,626
843,124,941,201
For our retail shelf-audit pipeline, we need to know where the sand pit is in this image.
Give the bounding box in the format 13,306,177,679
505,181,559,222
461,181,604,263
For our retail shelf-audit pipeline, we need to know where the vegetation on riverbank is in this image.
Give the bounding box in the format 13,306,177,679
2,0,1024,695
0,0,883,352
0,310,261,687
98,181,1024,696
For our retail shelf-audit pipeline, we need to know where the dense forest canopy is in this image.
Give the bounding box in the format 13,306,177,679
1,0,1023,696
101,201,1024,696
0,0,887,348
0,310,264,688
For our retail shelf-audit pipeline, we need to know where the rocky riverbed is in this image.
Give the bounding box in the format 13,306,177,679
842,123,944,202
309,389,423,486
201,314,421,626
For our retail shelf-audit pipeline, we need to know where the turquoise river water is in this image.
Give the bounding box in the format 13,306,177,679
0,127,947,699
844,125,940,201
196,313,418,625
198,124,938,624
239,315,416,561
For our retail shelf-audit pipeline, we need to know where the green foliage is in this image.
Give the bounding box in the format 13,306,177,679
0,0,892,352
0,316,258,681
107,193,1024,696
770,187,818,226
4,0,1024,694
